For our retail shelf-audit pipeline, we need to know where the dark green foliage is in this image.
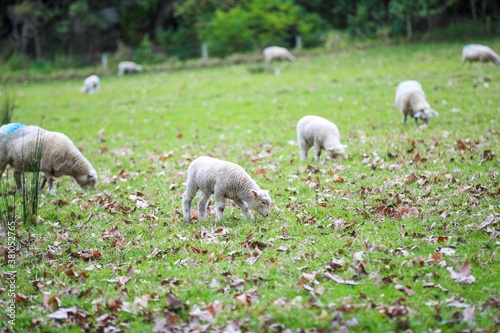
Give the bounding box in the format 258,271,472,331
1,0,500,66
198,0,324,57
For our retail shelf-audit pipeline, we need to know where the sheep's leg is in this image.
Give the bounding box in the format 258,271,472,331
403,113,407,124
414,117,419,125
40,174,47,191
299,143,309,161
47,177,56,195
0,162,6,180
234,198,253,220
313,142,322,161
182,184,198,222
214,193,226,222
14,170,23,194
197,192,211,220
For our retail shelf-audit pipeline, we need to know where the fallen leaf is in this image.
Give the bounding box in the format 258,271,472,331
395,284,415,296
447,259,475,284
324,272,358,285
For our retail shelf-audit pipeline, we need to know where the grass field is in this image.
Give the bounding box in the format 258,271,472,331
1,40,500,332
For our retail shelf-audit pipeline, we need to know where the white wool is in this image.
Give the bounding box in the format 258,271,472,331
182,156,272,222
0,124,97,194
263,46,295,63
80,75,100,94
118,61,143,76
462,44,500,66
296,115,346,161
395,80,438,125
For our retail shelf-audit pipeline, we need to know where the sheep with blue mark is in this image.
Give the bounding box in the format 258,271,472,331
0,123,97,194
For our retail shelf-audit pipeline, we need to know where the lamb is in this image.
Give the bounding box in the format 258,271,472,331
395,80,438,125
118,61,143,76
296,115,347,161
263,46,295,63
80,75,100,94
461,44,500,66
0,123,97,194
182,156,272,222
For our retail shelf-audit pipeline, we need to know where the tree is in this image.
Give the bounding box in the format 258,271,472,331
8,1,58,60
389,0,456,40
198,0,324,57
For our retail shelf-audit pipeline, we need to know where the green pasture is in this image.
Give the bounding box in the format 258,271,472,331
1,40,499,332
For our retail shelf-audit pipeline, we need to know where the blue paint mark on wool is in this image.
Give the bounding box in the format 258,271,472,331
0,123,24,135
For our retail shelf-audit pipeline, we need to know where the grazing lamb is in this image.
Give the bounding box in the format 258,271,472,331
80,75,100,94
0,123,97,194
263,46,295,63
296,115,347,161
461,44,500,66
182,156,272,222
118,61,143,76
395,80,438,125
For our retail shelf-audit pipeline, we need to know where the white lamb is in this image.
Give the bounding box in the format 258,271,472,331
182,156,272,222
0,123,97,194
461,44,500,66
80,75,100,94
296,115,347,161
263,46,295,63
395,80,438,125
118,61,143,76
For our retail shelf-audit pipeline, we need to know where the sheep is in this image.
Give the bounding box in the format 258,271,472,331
80,75,100,94
296,115,347,161
182,156,272,222
118,61,143,76
461,44,500,66
0,123,97,194
395,80,438,125
263,46,295,63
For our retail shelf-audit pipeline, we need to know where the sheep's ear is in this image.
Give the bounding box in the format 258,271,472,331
431,109,439,116
252,190,258,197
414,111,422,118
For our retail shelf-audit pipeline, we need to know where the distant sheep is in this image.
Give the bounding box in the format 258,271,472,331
395,80,438,125
263,46,295,63
0,123,97,194
297,115,347,161
462,44,500,66
182,156,272,222
80,75,100,94
118,61,143,76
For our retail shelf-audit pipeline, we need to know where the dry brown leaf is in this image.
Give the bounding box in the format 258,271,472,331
324,272,358,285
395,284,416,296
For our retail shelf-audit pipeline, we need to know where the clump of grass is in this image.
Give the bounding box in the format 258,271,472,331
20,129,44,226
1,93,15,125
0,172,17,232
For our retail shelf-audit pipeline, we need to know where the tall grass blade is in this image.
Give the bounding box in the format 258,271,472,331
20,129,44,226
1,94,15,126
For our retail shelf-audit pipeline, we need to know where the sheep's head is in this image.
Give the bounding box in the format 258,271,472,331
76,170,98,190
327,144,348,158
414,108,438,124
250,190,272,218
